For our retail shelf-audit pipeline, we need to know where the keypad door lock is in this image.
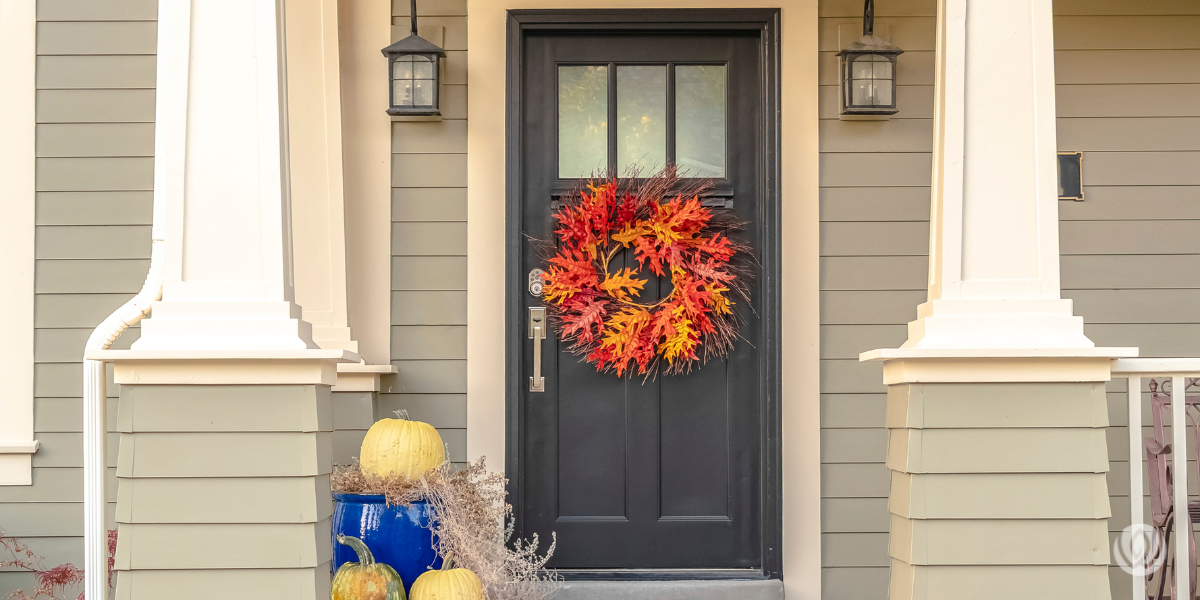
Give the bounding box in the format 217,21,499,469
528,268,546,297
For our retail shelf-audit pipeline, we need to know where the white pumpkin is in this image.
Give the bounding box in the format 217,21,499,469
360,412,446,480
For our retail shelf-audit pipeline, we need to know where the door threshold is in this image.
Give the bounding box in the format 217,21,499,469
555,579,784,600
556,568,766,581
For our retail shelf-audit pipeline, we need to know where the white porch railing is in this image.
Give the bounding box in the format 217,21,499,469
1111,358,1200,600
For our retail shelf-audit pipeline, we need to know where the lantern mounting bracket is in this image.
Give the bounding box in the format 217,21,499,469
836,0,903,119
381,0,447,116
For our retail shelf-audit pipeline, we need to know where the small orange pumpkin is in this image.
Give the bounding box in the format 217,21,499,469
332,535,406,600
409,554,483,600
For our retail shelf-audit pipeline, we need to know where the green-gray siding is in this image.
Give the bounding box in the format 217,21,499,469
817,1,1200,599
0,1,156,596
385,0,469,462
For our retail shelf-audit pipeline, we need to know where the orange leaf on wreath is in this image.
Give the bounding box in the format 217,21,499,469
539,172,750,377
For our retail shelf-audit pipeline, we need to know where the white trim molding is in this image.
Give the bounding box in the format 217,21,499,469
0,0,37,486
902,0,1091,350
0,441,40,454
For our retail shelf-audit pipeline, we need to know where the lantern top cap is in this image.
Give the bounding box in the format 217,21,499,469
836,34,903,57
381,33,446,58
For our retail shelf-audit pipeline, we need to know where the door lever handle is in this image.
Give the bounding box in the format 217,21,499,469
528,307,547,392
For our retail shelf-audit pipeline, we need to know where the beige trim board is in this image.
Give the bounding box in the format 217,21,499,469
886,382,1108,429
0,0,37,487
0,455,32,486
117,476,332,524
115,567,332,600
889,560,1111,600
890,472,1111,520
880,357,1120,384
333,362,397,392
118,385,332,433
114,520,332,570
89,349,356,386
466,3,820,597
116,432,333,478
889,515,1110,566
887,427,1109,474
114,360,338,386
115,566,332,600
338,0,392,366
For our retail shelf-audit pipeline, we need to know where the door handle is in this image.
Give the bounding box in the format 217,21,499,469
528,307,547,392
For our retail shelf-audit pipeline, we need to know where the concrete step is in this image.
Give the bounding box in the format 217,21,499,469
554,579,785,600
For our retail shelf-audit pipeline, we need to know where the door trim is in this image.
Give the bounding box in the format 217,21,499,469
504,8,783,580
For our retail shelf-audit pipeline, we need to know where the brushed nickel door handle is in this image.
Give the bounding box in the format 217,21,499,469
528,307,546,392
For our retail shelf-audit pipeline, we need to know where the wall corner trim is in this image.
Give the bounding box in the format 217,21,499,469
0,0,37,487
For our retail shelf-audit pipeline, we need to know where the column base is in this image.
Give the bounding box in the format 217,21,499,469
890,561,1111,600
111,382,335,600
903,299,1094,349
133,301,318,351
862,351,1133,600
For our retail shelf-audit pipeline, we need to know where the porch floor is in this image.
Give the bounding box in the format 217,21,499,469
555,579,785,599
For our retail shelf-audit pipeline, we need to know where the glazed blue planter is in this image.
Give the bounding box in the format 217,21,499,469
332,493,442,594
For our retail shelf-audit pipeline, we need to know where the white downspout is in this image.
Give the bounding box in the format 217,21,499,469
82,2,171,594
81,240,162,599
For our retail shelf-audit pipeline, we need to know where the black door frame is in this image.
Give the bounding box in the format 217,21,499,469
504,8,783,580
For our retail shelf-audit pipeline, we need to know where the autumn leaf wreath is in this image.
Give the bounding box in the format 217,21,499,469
538,170,752,377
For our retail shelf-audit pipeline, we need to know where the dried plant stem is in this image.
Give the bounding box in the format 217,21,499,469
331,459,560,600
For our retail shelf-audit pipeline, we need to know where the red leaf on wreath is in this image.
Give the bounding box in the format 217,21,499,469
540,172,749,377
561,299,608,344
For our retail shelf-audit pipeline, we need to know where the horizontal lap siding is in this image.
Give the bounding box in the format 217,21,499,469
385,1,468,463
817,3,933,598
818,3,1200,599
1054,8,1200,600
0,2,156,597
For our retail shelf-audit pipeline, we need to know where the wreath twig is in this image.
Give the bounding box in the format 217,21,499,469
538,167,752,377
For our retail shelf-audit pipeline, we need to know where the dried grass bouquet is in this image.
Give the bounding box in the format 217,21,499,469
331,458,559,600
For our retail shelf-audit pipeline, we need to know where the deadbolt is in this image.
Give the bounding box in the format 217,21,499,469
528,268,546,297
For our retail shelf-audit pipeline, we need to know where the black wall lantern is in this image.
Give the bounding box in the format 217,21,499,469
381,0,446,116
837,0,903,117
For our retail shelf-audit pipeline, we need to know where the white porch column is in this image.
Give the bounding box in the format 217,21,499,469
903,0,1089,349
286,0,356,354
133,0,316,351
87,1,356,597
865,1,1136,599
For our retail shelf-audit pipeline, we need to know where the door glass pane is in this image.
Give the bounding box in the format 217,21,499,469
675,65,726,178
617,66,666,175
558,65,609,179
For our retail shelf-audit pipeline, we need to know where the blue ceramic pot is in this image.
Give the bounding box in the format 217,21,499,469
332,493,443,594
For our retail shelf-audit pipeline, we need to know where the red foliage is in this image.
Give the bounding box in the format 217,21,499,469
539,172,750,377
1,526,117,600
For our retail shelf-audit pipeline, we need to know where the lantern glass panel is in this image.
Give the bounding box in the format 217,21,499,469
847,54,893,108
393,57,413,80
393,80,413,106
391,53,437,109
413,56,434,79
413,79,434,106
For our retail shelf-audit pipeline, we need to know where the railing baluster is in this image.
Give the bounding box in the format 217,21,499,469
1130,376,1145,600
1174,375,1190,600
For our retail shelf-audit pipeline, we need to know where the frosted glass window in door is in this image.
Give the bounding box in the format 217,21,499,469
675,65,726,178
559,66,609,179
617,66,666,174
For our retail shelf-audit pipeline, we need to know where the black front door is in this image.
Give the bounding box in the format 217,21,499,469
508,11,780,575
